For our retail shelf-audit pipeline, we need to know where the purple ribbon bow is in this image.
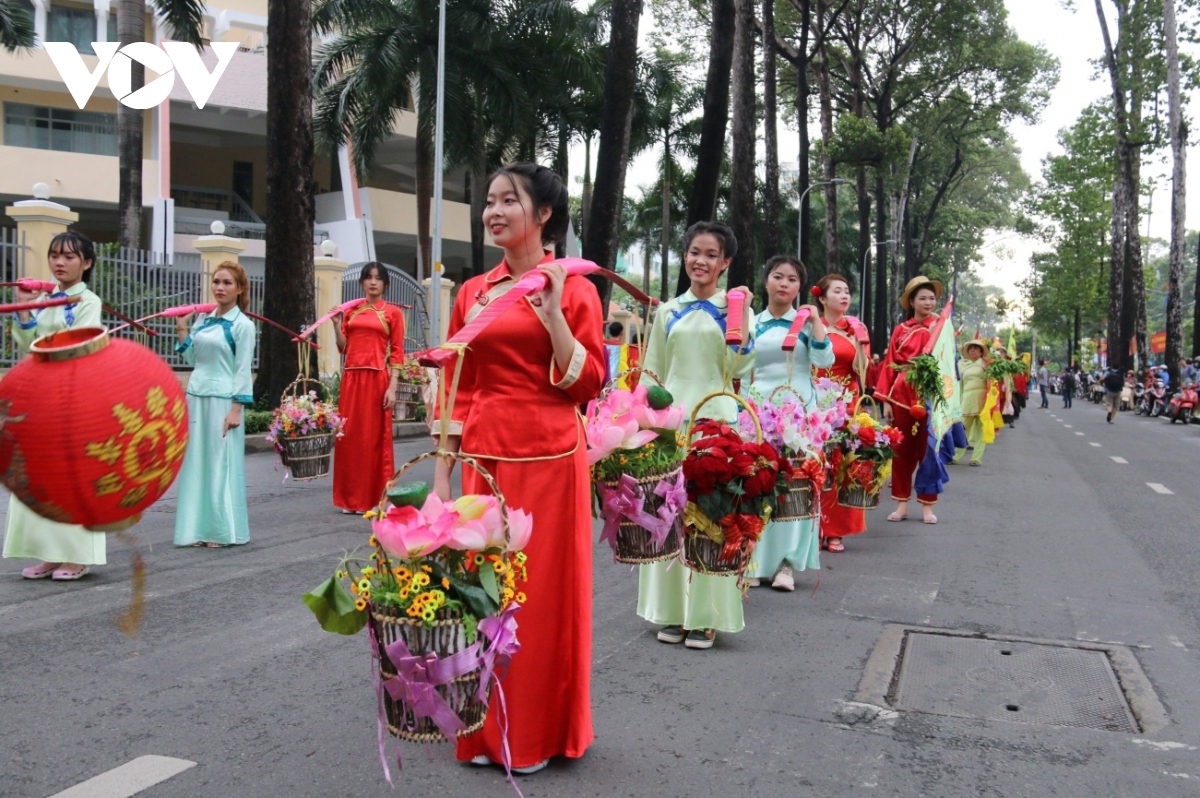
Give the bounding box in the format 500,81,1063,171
653,470,687,545
382,637,481,741
476,603,522,702
598,474,673,552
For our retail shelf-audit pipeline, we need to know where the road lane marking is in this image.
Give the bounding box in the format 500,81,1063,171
1090,442,1102,447
1111,457,1128,463
1064,424,1073,428
1075,432,1084,436
1147,483,1174,495
49,756,195,798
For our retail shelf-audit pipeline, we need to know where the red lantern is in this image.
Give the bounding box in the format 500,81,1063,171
0,326,188,531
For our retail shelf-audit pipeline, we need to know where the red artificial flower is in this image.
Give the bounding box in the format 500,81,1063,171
810,285,823,298
884,426,904,445
859,425,877,446
848,458,877,488
830,447,844,475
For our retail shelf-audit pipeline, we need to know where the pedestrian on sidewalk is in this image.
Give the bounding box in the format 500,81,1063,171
638,220,755,651
877,276,942,525
173,262,256,547
1103,367,1124,423
1038,359,1050,408
813,274,871,552
3,231,105,580
743,256,830,588
431,163,605,772
1062,368,1075,408
953,340,989,466
330,263,405,515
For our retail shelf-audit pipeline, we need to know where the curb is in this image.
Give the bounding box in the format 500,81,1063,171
244,421,431,454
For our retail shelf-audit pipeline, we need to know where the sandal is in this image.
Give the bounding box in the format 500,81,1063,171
21,561,60,579
923,514,938,525
826,540,845,553
51,565,90,581
887,512,908,522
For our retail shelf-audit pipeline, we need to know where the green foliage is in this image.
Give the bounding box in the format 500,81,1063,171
902,354,947,408
244,410,272,435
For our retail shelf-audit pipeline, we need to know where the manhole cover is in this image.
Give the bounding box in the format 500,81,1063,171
891,632,1139,733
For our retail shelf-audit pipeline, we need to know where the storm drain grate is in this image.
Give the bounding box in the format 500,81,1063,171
890,632,1139,733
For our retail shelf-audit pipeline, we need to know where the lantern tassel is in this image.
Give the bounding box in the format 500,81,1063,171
113,530,146,637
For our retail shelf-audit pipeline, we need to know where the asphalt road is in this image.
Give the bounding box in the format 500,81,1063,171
3,404,1200,798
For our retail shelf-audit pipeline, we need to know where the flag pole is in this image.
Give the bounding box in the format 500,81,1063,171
429,0,447,345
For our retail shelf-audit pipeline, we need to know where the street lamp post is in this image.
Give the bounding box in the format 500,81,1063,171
797,178,849,260
429,0,447,345
860,239,897,318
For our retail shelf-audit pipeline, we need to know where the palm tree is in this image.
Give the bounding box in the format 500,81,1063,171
313,0,598,278
256,0,318,405
0,0,35,51
115,1,206,248
582,0,642,309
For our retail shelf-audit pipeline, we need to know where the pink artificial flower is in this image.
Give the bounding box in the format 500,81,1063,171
506,507,533,551
584,391,658,464
629,384,685,431
446,494,504,550
372,495,456,558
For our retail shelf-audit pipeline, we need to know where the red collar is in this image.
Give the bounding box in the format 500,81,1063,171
484,252,554,283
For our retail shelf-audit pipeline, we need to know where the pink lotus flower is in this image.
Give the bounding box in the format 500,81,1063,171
629,384,684,431
584,390,658,464
446,494,504,550
506,507,533,551
373,494,458,558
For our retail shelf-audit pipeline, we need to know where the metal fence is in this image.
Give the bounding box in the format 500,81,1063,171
90,247,263,369
341,262,430,353
0,227,30,367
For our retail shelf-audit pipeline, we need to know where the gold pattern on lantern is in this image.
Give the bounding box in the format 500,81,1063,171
86,386,188,507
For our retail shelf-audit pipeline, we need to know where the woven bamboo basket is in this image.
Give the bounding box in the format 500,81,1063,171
681,390,764,577
593,367,683,564
835,394,887,510
368,449,511,742
368,603,488,742
393,382,422,421
776,466,817,520
600,467,682,563
765,386,819,521
277,376,334,481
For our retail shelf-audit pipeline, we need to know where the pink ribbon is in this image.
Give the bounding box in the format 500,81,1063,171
598,473,683,553
476,604,521,702
653,471,687,543
382,637,482,741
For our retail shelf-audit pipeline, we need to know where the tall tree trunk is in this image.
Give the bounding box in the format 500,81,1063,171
661,132,671,302
1163,0,1186,387
679,0,736,295
726,0,756,291
581,136,592,244
873,170,888,350
761,0,780,260
116,0,145,249
415,113,433,282
856,166,870,324
1074,306,1082,365
583,0,641,309
1193,234,1200,358
815,3,839,277
469,154,487,276
555,120,570,259
797,0,811,268
1108,171,1128,371
258,0,316,404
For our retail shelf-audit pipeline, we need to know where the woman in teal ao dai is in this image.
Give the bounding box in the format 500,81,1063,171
3,232,106,580
172,262,256,546
744,256,831,590
637,222,754,650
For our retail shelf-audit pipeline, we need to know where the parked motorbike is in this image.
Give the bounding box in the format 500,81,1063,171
1148,380,1168,418
1133,382,1148,414
1166,383,1198,424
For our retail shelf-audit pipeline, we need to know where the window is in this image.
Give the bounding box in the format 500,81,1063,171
3,103,118,156
46,5,116,54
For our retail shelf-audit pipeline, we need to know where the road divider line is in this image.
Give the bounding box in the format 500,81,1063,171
1075,432,1084,436
1111,456,1128,464
1090,442,1102,447
48,756,195,798
1064,424,1073,428
1147,483,1174,495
